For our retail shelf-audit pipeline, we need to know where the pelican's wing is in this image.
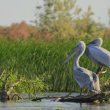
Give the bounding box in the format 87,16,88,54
74,68,94,88
87,46,110,67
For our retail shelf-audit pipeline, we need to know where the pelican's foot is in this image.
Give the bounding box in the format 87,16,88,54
89,90,101,95
94,90,101,94
99,70,107,77
101,70,107,73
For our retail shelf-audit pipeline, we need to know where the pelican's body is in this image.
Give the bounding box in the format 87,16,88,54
86,38,110,73
64,41,100,94
74,66,100,92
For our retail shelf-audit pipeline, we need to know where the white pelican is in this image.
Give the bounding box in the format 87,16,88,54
63,41,100,95
86,38,110,74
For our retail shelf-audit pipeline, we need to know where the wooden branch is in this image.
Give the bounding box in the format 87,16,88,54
32,91,110,103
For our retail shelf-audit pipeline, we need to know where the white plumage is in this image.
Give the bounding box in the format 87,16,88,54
86,38,110,68
63,41,100,95
88,46,110,67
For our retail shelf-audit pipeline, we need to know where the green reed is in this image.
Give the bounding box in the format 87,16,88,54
0,38,110,94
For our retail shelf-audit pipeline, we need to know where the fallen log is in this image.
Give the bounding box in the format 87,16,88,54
57,92,110,103
57,95,103,103
32,91,110,103
32,96,59,101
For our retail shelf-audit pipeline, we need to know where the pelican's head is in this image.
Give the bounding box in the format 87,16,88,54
77,41,86,52
63,41,86,64
88,37,103,46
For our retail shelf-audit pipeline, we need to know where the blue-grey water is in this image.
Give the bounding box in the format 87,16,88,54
0,93,110,110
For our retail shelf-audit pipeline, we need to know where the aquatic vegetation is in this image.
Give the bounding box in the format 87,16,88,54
0,38,110,94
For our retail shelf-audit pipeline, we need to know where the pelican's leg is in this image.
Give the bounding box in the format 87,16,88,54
96,66,103,75
80,88,82,96
94,76,101,92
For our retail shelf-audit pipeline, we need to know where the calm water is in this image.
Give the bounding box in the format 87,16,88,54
0,93,110,110
0,100,110,110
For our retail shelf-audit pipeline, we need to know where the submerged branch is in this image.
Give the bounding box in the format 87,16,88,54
32,91,110,103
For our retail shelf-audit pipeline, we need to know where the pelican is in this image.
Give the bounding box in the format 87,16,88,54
63,41,100,95
86,38,110,74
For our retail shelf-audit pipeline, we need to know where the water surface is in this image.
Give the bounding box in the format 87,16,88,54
0,99,110,110
0,93,110,110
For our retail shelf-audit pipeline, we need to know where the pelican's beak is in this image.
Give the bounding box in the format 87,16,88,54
63,46,77,64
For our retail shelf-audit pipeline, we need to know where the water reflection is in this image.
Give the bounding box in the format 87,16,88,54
0,100,110,110
0,92,110,110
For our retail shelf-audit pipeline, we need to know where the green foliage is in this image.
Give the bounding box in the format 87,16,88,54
0,38,110,93
36,0,77,39
0,39,49,95
35,0,104,40
74,6,105,39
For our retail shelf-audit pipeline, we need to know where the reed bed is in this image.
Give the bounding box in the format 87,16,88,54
0,38,110,94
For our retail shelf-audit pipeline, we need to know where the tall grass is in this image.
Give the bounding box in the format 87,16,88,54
0,38,110,93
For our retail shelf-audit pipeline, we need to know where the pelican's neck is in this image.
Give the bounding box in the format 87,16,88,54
98,38,103,46
73,50,84,69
